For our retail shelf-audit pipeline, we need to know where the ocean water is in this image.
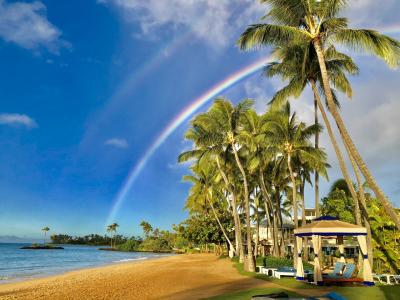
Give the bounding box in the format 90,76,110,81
0,243,172,283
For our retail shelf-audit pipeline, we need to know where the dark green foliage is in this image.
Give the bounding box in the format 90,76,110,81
179,213,234,247
50,234,128,246
321,184,355,223
117,238,142,252
255,256,313,271
116,221,178,253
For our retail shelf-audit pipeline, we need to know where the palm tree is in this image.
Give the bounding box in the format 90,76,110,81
179,107,245,261
183,162,236,253
140,221,153,238
107,223,119,248
212,99,256,271
262,43,363,225
42,227,50,246
240,109,280,257
264,103,327,265
179,98,255,272
107,225,113,248
238,0,400,229
181,98,256,271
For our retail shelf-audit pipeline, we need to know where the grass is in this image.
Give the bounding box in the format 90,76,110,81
205,288,301,300
231,258,320,289
214,257,400,300
207,286,400,300
334,286,400,300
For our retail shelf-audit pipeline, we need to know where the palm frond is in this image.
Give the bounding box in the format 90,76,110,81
333,29,400,68
238,24,310,50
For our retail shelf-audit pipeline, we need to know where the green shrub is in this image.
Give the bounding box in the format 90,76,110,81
139,238,171,252
117,239,141,252
256,256,313,271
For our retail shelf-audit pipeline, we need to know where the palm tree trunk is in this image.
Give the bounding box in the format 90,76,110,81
232,144,255,272
275,189,285,257
208,195,236,253
232,193,245,262
287,154,298,267
216,157,244,261
310,79,361,216
259,169,279,256
255,210,260,257
313,39,400,230
300,176,306,227
314,94,320,217
300,175,309,261
346,146,374,266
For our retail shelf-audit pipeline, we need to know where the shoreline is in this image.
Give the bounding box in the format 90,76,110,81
0,252,173,286
0,254,275,299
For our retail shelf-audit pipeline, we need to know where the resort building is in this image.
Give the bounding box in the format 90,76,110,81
256,216,295,256
304,208,317,222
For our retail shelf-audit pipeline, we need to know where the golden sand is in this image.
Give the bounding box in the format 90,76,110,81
0,253,325,299
0,254,266,299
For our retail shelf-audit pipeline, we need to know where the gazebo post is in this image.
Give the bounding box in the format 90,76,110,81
338,236,345,263
295,236,304,280
312,234,323,285
357,235,374,286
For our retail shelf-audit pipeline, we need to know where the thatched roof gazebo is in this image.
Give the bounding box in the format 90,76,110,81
293,216,373,286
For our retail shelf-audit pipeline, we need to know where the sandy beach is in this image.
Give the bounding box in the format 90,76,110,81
0,254,270,299
0,253,327,300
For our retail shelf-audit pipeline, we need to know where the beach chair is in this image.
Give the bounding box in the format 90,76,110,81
323,263,363,285
394,275,400,284
273,267,296,279
325,262,345,279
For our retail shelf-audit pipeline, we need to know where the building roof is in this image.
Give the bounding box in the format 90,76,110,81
259,216,294,229
294,216,367,237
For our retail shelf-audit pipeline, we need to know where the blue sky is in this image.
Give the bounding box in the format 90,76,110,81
0,0,399,239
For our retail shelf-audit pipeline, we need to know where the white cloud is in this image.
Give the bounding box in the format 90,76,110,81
99,0,265,48
104,138,129,149
0,0,66,52
243,79,269,113
0,113,37,128
344,0,399,28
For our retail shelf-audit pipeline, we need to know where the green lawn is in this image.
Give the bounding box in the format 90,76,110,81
334,286,400,300
211,259,400,300
205,288,301,300
206,285,400,300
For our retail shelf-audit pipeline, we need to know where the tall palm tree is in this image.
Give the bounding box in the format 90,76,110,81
264,103,327,265
238,0,400,229
265,42,376,252
42,227,50,246
207,98,256,272
183,162,235,253
179,107,245,261
183,98,256,271
240,109,280,256
262,43,363,224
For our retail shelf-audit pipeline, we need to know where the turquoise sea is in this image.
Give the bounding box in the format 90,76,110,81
0,243,172,283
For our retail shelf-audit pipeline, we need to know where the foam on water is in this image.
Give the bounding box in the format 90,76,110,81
113,257,148,263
